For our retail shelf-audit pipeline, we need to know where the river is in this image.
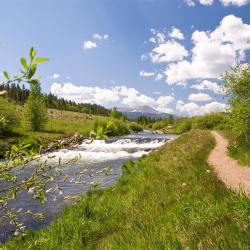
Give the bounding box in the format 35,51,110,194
0,131,177,243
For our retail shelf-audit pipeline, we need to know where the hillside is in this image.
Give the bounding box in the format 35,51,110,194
0,108,122,157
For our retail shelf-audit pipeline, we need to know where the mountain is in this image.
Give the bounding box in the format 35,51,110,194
118,105,172,120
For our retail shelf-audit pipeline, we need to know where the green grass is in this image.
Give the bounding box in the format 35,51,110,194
0,109,126,157
221,130,250,167
3,130,250,249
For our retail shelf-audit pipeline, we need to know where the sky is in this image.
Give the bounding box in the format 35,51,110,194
0,0,250,116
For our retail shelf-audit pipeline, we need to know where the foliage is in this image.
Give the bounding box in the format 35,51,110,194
152,115,174,130
222,130,250,166
94,118,130,136
174,117,193,134
89,120,114,140
5,131,250,249
129,122,143,132
222,63,250,144
0,47,48,132
23,82,48,131
0,98,20,134
174,113,230,134
1,47,48,89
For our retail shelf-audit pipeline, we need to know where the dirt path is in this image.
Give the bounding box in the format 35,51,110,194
208,131,250,195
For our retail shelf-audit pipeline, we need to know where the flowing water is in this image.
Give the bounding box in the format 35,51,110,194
0,131,177,243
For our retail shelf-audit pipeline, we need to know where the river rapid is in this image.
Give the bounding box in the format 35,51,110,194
0,131,177,243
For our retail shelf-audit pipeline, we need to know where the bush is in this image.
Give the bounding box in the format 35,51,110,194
94,119,130,136
174,118,193,134
192,113,231,130
0,98,20,134
129,122,143,132
174,113,231,134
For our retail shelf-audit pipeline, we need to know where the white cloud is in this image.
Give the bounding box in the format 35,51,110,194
50,82,175,112
139,71,155,77
155,95,175,114
169,27,185,40
176,100,226,116
52,73,60,79
199,0,214,5
219,0,250,6
184,0,249,6
82,41,97,50
155,73,163,80
184,0,196,6
157,95,175,105
150,40,188,63
93,33,109,40
188,93,212,102
164,15,250,84
191,80,222,94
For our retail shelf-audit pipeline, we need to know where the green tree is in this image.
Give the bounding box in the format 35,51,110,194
223,63,250,143
23,81,47,131
110,107,118,118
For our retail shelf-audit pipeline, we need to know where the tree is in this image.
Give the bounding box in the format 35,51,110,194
223,63,250,143
23,81,48,131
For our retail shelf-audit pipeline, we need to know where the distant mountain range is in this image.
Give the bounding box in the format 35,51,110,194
118,105,173,120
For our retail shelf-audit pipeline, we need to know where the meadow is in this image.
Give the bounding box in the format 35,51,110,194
3,130,250,249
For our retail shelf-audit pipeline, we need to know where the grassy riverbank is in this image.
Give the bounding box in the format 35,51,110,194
4,130,250,249
0,108,131,157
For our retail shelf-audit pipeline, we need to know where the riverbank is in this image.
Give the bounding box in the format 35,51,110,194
0,109,133,158
4,130,250,249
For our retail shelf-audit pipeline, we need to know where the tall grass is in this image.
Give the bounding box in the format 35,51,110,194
4,130,250,249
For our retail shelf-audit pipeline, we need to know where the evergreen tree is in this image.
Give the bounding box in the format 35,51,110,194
23,81,47,131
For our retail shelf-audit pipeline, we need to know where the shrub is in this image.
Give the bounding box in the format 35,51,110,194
94,119,130,136
192,113,231,130
129,122,143,132
174,118,193,134
0,98,20,134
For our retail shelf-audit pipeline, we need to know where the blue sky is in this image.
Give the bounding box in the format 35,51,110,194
0,0,250,115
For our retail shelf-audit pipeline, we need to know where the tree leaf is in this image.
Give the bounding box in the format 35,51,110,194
20,57,29,70
27,64,37,79
29,47,36,61
3,71,10,80
34,58,49,64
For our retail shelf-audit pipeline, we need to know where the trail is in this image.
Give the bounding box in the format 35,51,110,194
208,131,250,195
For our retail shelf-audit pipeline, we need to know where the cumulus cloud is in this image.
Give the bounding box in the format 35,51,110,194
93,33,109,40
50,83,175,112
191,80,223,94
82,33,109,50
188,93,212,102
176,100,226,116
169,27,185,40
184,0,249,6
82,41,97,50
139,71,155,77
164,15,250,84
150,40,188,63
